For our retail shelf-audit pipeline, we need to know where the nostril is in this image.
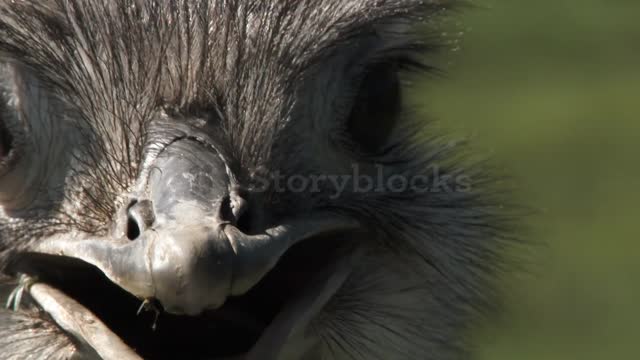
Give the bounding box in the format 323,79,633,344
127,215,141,240
126,199,155,241
235,205,252,234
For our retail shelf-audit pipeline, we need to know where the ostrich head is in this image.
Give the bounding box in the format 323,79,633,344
0,1,515,359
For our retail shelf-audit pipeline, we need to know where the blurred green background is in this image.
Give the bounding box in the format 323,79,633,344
413,1,640,359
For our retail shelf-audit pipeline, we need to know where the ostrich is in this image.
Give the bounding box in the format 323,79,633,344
0,1,515,359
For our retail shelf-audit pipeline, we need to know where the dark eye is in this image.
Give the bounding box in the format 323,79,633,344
0,99,20,173
347,62,401,153
0,114,13,160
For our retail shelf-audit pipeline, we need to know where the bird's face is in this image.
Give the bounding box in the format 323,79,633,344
0,1,511,359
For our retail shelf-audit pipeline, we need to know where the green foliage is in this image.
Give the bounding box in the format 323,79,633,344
413,1,640,358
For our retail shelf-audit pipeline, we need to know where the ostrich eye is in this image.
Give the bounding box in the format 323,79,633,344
0,99,19,171
347,61,401,153
0,115,13,159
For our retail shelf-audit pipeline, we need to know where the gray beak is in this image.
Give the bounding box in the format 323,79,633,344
36,138,359,316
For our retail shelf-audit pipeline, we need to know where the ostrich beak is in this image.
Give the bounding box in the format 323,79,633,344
34,137,360,316
9,137,363,359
